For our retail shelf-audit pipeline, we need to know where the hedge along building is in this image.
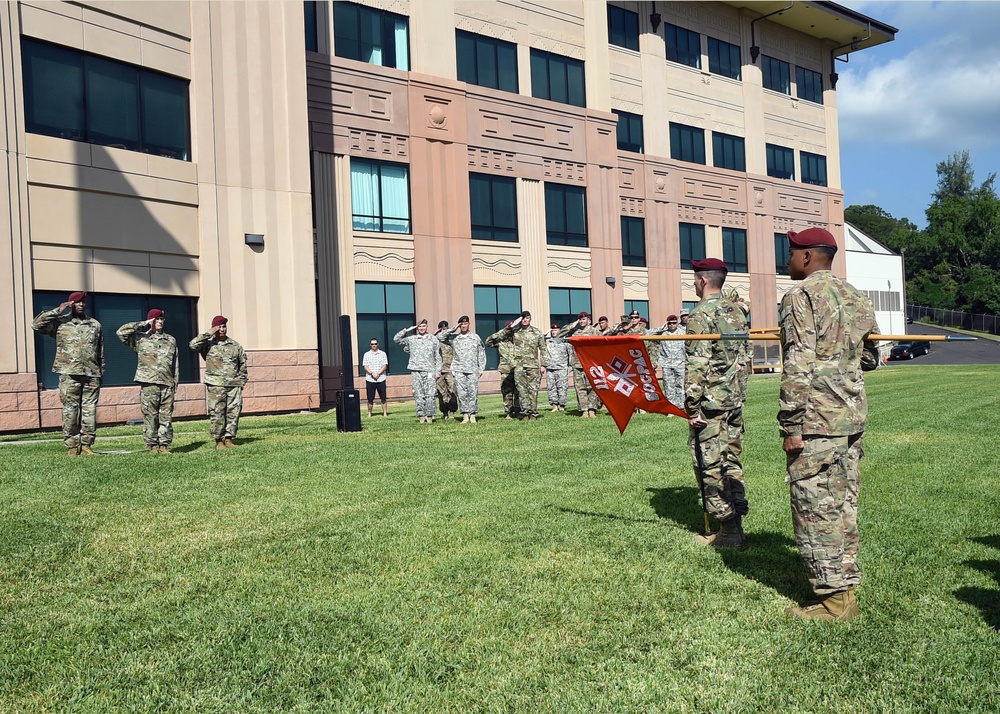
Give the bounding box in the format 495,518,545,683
0,1,895,432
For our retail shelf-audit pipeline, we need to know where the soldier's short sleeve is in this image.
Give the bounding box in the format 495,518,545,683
777,289,816,436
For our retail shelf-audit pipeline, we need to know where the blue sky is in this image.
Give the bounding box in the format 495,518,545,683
838,1,1000,228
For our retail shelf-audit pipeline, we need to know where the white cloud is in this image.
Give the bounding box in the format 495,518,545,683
838,1,1000,151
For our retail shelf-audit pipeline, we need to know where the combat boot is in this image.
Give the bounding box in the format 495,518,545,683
462,414,470,424
149,446,159,454
216,440,227,451
695,516,745,548
580,410,591,418
788,588,859,622
79,445,96,456
67,446,79,457
159,446,170,454
223,438,238,448
469,415,477,423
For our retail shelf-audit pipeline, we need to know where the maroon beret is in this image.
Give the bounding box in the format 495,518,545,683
788,227,838,251
68,291,87,302
577,311,591,320
666,314,678,322
551,323,559,329
211,315,228,328
628,310,641,318
691,258,728,273
638,317,648,324
147,309,164,320
598,315,608,322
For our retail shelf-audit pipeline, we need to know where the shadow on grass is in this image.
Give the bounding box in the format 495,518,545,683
551,506,660,525
170,441,207,454
955,534,1000,631
647,486,814,603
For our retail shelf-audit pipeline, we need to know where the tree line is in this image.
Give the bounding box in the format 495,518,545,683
845,150,1000,315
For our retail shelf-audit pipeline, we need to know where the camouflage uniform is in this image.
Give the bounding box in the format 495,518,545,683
190,331,248,441
544,334,571,408
487,323,545,418
685,293,750,523
722,287,753,400
438,329,487,416
393,327,442,419
558,322,602,414
435,339,459,418
117,322,179,449
779,270,879,595
31,307,104,450
648,324,686,409
487,332,520,418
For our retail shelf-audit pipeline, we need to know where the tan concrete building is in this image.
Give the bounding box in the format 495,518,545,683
0,1,894,432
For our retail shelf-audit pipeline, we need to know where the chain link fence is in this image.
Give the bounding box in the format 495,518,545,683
907,305,1000,336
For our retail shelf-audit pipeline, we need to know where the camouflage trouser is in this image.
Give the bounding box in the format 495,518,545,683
546,368,568,406
571,367,601,413
140,383,175,447
436,372,458,415
454,372,480,414
514,366,541,417
59,374,101,448
689,407,746,522
788,433,863,595
411,371,437,418
206,385,243,440
659,363,685,409
500,367,519,416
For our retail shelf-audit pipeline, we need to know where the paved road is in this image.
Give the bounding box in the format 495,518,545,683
881,324,1000,366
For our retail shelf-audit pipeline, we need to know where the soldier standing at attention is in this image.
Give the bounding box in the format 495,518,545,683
437,315,487,423
31,291,104,456
558,311,602,418
487,311,546,421
685,258,750,548
117,309,179,453
434,320,459,420
394,319,442,423
648,314,686,409
190,315,247,450
779,227,879,622
544,323,571,412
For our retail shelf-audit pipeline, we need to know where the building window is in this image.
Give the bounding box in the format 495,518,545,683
621,216,646,267
32,291,199,389
665,23,701,69
475,285,522,370
456,30,518,93
356,282,415,376
712,132,746,172
761,55,790,94
530,49,586,107
766,144,795,181
679,223,706,264
613,110,644,153
470,173,518,242
795,66,823,104
333,2,409,70
304,1,318,52
545,184,588,247
21,39,190,161
624,300,649,320
607,5,640,51
774,233,791,275
708,37,741,80
670,122,706,165
549,287,592,329
722,228,748,273
350,159,411,233
801,151,828,187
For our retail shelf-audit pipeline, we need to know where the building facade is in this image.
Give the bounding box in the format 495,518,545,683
0,1,895,432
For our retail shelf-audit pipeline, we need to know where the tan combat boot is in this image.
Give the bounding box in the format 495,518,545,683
788,588,859,622
67,446,79,457
159,446,170,454
695,516,746,548
223,438,237,448
462,414,470,424
149,446,159,454
79,445,96,456
469,415,477,423
216,440,227,451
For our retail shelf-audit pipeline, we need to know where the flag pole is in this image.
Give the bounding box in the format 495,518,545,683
637,333,977,342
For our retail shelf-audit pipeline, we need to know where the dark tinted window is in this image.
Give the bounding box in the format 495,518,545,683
712,132,746,172
530,48,586,107
545,184,588,247
608,5,640,51
470,173,518,242
621,216,646,267
456,30,518,92
613,110,643,153
708,37,740,80
666,23,700,68
670,122,706,165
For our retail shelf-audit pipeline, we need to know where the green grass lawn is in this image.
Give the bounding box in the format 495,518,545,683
2,366,999,713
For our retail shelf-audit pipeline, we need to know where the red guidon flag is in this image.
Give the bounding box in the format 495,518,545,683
568,335,689,433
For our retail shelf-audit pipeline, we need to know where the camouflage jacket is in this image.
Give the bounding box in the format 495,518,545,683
438,339,455,373
684,293,749,417
438,329,487,374
557,322,602,369
31,309,105,377
485,328,516,372
647,325,686,367
117,322,179,386
487,324,545,368
393,329,442,372
189,333,248,387
778,270,880,438
545,335,571,370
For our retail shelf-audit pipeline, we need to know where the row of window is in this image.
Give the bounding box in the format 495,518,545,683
32,292,200,389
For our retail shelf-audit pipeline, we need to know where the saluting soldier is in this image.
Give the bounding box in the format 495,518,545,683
117,308,179,453
685,258,750,548
558,311,602,418
487,321,519,419
779,227,880,622
434,320,459,420
544,323,571,412
190,315,248,450
486,311,546,421
648,314,686,409
394,319,442,423
31,291,105,456
437,315,487,423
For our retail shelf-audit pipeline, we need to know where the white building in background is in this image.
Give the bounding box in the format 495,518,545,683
844,223,906,337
